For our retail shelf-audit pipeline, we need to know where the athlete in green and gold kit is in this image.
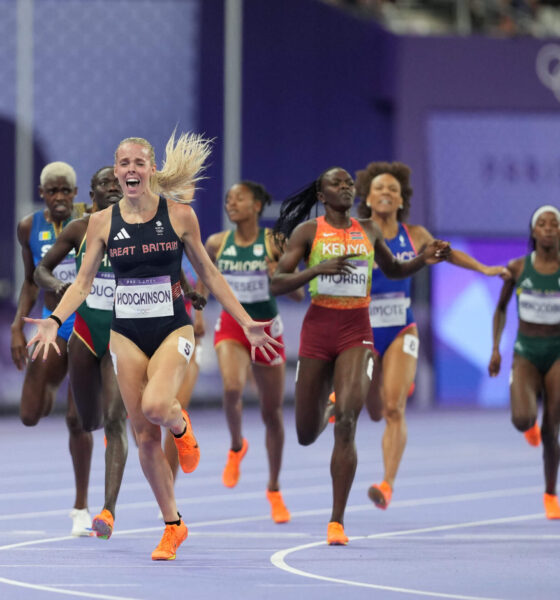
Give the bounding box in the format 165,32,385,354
198,181,303,524
489,205,560,520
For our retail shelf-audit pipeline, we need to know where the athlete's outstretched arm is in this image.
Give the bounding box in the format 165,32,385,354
409,224,509,278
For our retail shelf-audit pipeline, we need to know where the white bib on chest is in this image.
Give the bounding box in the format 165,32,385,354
114,276,173,319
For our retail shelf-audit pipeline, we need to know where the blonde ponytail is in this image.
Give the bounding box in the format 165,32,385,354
151,131,212,204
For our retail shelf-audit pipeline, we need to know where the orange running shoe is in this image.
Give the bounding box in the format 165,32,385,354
328,392,336,424
151,521,188,561
266,490,291,523
327,521,348,545
173,409,200,473
544,494,560,519
222,438,248,488
524,422,541,447
92,509,114,540
368,481,392,510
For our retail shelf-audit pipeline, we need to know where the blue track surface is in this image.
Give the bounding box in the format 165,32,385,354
0,406,556,599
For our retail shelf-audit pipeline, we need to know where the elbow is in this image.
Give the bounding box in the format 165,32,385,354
33,267,45,288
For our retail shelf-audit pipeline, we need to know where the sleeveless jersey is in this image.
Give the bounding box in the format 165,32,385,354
29,210,76,284
308,216,374,309
516,253,560,325
107,196,184,321
369,222,416,328
216,227,278,320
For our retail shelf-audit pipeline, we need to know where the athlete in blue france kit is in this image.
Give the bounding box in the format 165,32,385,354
353,161,508,510
25,133,282,562
11,161,93,537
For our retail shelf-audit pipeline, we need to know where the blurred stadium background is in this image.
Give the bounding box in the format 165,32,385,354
1,0,559,410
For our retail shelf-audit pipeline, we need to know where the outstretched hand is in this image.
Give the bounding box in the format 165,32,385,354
423,240,451,265
22,316,61,361
484,265,511,280
243,320,283,362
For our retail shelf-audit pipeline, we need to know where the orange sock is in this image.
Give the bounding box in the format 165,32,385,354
544,494,560,519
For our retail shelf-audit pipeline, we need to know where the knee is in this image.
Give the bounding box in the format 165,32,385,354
261,405,282,429
384,400,405,424
297,431,315,446
65,412,84,435
223,382,243,403
142,399,168,424
511,413,534,433
333,412,358,444
296,424,317,446
104,413,127,439
20,412,40,427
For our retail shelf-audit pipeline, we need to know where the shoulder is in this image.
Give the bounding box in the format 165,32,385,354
206,230,228,251
87,205,113,239
507,256,526,280
357,218,381,243
17,213,35,238
63,216,89,238
292,219,317,241
406,223,433,246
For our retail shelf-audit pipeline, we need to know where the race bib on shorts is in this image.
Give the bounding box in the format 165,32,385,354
403,333,419,358
177,336,194,363
114,276,173,319
369,293,410,328
223,271,270,303
53,257,76,284
518,289,560,325
317,259,369,297
269,314,284,338
86,271,116,311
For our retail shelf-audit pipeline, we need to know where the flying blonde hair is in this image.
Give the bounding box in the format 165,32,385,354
115,131,212,204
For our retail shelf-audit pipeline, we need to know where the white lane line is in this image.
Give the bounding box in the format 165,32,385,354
270,513,543,599
0,577,141,600
0,463,539,502
0,489,544,599
0,481,543,522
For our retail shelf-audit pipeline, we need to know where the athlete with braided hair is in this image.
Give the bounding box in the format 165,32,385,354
270,166,449,545
25,133,282,561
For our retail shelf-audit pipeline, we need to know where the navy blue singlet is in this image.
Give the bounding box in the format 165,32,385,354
106,196,191,357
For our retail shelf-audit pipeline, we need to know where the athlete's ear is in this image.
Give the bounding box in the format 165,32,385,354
38,185,44,199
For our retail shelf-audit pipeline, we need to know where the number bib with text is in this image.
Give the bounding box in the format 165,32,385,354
369,292,411,328
114,276,173,319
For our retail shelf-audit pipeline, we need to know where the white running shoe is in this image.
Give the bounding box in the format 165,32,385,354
70,508,92,537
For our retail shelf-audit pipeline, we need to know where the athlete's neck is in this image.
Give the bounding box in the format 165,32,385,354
372,213,399,238
234,220,260,246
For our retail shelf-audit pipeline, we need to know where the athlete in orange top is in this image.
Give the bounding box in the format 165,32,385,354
270,167,450,545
